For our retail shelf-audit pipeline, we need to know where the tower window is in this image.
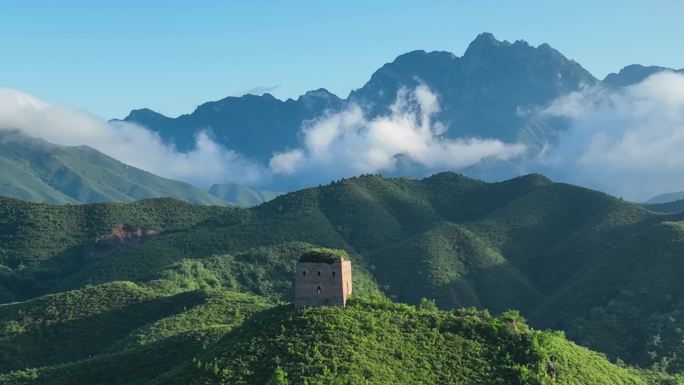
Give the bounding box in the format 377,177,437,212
332,271,336,277
317,286,321,294
317,271,321,276
302,270,306,276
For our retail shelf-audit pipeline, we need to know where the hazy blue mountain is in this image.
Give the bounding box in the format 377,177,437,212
117,33,684,200
0,129,226,205
603,64,684,87
349,33,597,144
122,89,343,162
208,182,280,207
122,33,597,161
643,199,684,214
647,190,684,204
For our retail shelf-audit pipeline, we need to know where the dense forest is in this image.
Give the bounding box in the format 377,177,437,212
1,173,684,384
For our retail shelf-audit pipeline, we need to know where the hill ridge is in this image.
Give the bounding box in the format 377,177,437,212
2,172,684,375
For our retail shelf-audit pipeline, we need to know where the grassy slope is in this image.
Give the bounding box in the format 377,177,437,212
0,131,225,205
2,173,684,372
0,280,678,385
0,157,76,204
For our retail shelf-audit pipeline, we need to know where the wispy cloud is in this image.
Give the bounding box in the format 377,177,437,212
269,84,527,181
536,71,684,201
0,85,527,191
6,72,684,203
0,88,267,188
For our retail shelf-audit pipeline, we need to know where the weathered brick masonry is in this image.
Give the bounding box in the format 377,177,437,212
294,260,352,308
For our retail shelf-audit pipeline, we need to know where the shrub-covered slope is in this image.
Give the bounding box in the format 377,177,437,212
0,197,237,301
0,280,679,385
2,172,684,372
0,281,273,384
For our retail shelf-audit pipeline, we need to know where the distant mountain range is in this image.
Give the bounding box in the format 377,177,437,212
208,182,280,207
647,190,684,204
3,32,684,205
121,89,343,163
0,130,276,206
119,33,683,167
643,198,684,214
603,64,684,88
120,33,599,161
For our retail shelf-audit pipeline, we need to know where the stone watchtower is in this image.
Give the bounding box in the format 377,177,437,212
295,248,352,308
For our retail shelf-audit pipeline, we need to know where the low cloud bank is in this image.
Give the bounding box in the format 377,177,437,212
5,73,682,202
0,86,525,190
0,88,266,188
537,71,684,201
269,85,526,181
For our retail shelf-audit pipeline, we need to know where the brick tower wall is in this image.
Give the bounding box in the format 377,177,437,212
294,260,352,308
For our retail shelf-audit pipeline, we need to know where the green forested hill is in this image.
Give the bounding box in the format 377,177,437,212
0,130,225,205
0,281,678,385
2,172,684,382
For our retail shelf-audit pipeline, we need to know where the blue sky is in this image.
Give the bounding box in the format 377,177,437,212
1,0,682,119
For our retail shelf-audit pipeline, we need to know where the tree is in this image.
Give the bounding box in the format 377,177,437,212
418,297,438,312
268,366,289,385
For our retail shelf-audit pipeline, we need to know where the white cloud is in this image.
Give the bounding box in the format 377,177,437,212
269,85,527,179
0,86,525,192
269,149,305,175
538,71,684,201
0,88,266,188
24,81,677,200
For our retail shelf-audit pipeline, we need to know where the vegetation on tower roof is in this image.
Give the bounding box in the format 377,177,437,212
298,248,348,263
